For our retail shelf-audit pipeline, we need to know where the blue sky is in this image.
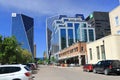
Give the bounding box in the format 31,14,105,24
0,0,119,57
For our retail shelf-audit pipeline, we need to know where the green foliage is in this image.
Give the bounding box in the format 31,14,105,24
43,58,49,64
20,49,32,64
37,59,43,64
0,35,33,64
51,56,56,62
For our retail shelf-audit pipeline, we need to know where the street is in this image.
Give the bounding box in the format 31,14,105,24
34,65,120,80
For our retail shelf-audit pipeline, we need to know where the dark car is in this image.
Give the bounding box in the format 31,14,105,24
26,63,37,70
83,64,94,72
93,60,120,75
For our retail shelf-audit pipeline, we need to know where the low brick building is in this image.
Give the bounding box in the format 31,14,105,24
58,42,87,65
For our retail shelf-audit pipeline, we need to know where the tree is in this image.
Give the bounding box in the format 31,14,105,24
37,59,43,64
0,35,33,64
42,58,49,64
51,56,56,63
0,35,3,63
0,36,21,64
21,49,32,64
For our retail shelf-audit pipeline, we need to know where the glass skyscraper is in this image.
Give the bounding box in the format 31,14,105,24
12,13,34,57
46,14,96,56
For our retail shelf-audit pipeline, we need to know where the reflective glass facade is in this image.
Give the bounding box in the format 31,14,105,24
89,29,94,41
12,13,34,57
46,14,96,55
81,29,87,42
81,23,87,28
60,29,66,49
68,29,73,46
74,23,80,42
46,16,59,55
67,23,73,27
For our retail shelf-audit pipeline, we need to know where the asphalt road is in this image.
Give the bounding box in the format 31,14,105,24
34,65,120,80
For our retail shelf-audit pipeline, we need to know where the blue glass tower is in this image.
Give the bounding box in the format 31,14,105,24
12,13,34,57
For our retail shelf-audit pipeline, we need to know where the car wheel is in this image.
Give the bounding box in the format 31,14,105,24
104,69,109,75
93,68,97,73
13,79,21,80
116,73,120,75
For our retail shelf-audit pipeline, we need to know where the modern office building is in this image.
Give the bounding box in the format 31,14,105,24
87,6,120,64
12,13,34,57
46,14,95,57
86,12,111,40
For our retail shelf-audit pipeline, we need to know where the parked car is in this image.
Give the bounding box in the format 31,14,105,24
26,63,34,70
83,64,94,72
26,63,37,70
93,60,120,75
0,64,34,80
68,64,76,67
29,63,37,70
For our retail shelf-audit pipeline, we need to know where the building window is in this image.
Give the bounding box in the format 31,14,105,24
96,46,100,59
70,49,73,53
89,48,92,60
74,23,80,42
60,29,66,49
117,30,120,34
81,46,84,52
115,16,119,26
56,21,62,23
67,23,73,27
81,29,87,42
68,29,73,46
59,25,65,27
101,45,106,60
89,29,94,41
64,19,69,22
81,23,86,28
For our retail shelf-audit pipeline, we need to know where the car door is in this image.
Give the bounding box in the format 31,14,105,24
99,61,105,73
0,67,13,80
95,61,102,72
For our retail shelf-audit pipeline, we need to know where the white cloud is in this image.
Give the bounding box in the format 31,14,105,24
0,0,117,17
0,0,88,16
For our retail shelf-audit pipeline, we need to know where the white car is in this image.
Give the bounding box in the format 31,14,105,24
0,64,34,80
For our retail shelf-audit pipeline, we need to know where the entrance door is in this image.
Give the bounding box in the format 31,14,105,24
81,55,85,65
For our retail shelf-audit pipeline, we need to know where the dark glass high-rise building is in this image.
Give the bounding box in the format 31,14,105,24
12,13,34,57
86,12,111,40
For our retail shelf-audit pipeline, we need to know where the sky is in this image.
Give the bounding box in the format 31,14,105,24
0,0,119,58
